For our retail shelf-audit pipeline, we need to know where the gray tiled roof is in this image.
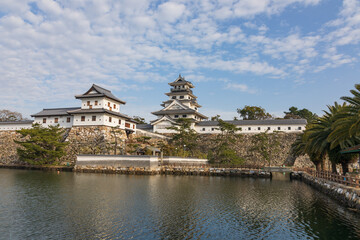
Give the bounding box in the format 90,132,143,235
0,120,34,124
67,109,137,123
136,124,153,130
75,84,126,104
31,107,80,117
197,119,307,126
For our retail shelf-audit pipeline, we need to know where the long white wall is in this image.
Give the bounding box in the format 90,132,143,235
0,122,33,131
195,124,305,134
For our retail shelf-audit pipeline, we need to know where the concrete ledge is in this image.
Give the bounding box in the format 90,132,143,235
76,155,159,169
161,156,208,165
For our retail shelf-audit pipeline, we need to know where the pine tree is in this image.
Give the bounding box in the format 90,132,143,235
14,124,69,165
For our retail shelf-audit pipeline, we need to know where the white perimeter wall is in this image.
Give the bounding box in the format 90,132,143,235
195,124,306,134
0,123,33,131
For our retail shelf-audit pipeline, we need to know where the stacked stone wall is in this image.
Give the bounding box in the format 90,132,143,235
0,131,21,164
63,126,129,164
196,133,314,168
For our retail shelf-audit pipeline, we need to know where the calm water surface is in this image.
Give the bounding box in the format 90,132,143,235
0,169,359,239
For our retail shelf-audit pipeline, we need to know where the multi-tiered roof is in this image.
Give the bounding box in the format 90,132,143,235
151,75,208,125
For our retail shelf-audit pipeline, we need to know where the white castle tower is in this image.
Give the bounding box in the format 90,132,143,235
150,74,208,133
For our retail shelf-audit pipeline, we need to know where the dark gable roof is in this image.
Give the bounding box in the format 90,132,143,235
0,120,34,125
75,84,126,104
197,119,307,126
31,107,80,117
168,75,194,88
67,109,137,123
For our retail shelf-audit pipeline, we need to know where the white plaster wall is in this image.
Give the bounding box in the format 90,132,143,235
153,120,177,133
0,123,33,131
73,113,105,126
77,155,159,162
72,113,135,130
195,124,306,134
81,98,121,112
34,116,74,128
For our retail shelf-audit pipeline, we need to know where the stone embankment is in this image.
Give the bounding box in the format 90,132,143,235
291,171,360,211
74,165,271,177
0,164,73,172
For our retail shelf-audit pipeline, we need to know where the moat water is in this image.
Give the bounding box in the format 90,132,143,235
0,169,359,239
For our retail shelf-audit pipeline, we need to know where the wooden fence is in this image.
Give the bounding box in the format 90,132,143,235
301,168,360,188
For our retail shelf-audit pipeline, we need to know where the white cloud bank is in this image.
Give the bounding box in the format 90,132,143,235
0,0,358,115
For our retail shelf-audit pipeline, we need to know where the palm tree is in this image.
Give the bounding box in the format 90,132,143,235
293,102,356,173
328,84,360,149
291,133,324,171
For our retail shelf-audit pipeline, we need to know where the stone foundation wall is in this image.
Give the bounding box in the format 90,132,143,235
196,133,314,168
0,131,21,164
63,126,129,164
293,172,360,211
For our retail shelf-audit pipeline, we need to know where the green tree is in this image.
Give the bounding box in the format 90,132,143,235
237,105,273,120
167,118,198,157
14,124,68,165
291,134,324,171
328,84,360,149
209,118,244,164
133,116,147,124
292,103,356,173
251,131,281,167
284,106,317,122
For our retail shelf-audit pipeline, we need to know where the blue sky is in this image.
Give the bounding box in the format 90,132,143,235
0,0,360,121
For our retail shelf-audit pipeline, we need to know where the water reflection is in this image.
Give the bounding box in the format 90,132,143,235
0,169,359,239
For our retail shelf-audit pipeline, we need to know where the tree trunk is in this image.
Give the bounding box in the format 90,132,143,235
315,162,322,171
341,162,349,175
331,162,337,174
321,160,325,171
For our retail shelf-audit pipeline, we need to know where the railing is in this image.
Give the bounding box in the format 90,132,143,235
300,168,360,188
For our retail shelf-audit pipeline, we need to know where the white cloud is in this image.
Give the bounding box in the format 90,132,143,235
157,2,186,23
0,0,358,113
224,83,257,94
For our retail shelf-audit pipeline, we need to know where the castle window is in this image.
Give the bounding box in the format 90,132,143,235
95,101,98,106
174,115,179,118
87,101,90,106
288,127,291,130
258,127,260,130
278,127,281,130
211,128,215,131
67,117,71,123
92,116,96,121
182,115,187,118
268,127,271,130
81,116,85,122
180,96,184,99
119,119,121,124
248,127,251,130
43,118,46,123
54,118,58,123
202,128,205,131
172,96,176,99
298,127,302,130
113,104,116,109
108,102,110,107
109,117,112,122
